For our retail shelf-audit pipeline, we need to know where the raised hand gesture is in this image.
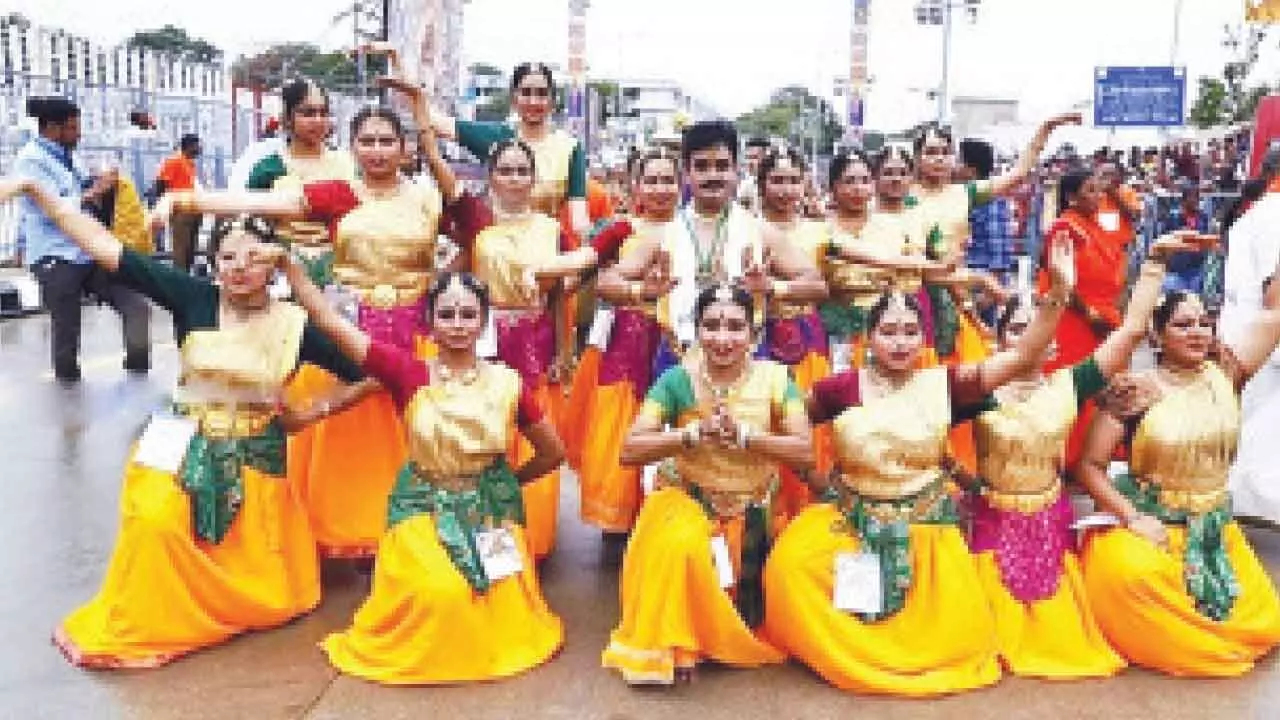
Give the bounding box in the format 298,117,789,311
1045,231,1076,295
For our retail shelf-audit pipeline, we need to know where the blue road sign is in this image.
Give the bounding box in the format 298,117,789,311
1094,66,1185,127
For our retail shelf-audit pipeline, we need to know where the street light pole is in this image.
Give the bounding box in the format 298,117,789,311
938,0,952,123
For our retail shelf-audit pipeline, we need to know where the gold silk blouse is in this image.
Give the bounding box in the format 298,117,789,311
643,361,804,516
975,368,1077,497
472,213,562,308
912,183,973,258
273,150,358,247
768,220,828,319
827,209,928,301
330,181,442,297
175,302,307,432
527,129,578,217
1130,363,1239,495
833,366,951,500
404,361,521,479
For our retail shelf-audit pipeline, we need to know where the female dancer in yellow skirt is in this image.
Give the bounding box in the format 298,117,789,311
470,138,630,558
2,173,368,667
762,236,1074,697
602,285,814,685
748,146,830,520
283,257,567,684
967,234,1187,679
152,105,447,560
1077,268,1280,677
570,147,682,533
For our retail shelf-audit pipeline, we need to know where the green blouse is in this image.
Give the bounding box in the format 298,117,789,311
641,364,804,426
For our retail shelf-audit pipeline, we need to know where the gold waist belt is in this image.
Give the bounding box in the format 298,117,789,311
842,469,939,502
1149,482,1229,514
772,303,816,321
854,480,947,524
348,283,428,309
983,481,1062,514
693,484,774,519
176,404,276,439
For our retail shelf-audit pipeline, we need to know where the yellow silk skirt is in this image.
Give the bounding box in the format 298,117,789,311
510,381,561,560
762,504,1001,696
55,454,319,668
974,550,1125,679
602,487,784,684
322,515,563,684
1082,523,1280,677
576,377,643,533
560,346,602,471
286,336,435,558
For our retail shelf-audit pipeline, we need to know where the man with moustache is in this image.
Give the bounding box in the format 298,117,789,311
599,120,822,349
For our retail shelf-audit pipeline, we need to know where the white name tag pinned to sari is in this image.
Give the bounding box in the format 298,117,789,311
710,535,736,589
831,341,854,374
833,551,883,615
477,527,523,582
133,412,199,473
1098,212,1120,233
476,312,498,359
641,463,658,495
587,307,615,349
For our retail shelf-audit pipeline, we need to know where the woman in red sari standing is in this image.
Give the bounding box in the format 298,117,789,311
1038,169,1128,465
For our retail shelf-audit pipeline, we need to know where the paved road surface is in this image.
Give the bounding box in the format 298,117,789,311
3,308,1279,719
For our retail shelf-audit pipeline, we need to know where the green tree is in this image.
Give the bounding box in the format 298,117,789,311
128,25,222,63
737,85,841,153
1190,24,1272,128
1189,77,1229,128
232,43,385,92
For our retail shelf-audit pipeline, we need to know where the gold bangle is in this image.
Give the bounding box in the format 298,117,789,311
771,279,791,297
628,282,642,303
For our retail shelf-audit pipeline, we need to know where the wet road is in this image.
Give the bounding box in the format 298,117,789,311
4,307,1280,719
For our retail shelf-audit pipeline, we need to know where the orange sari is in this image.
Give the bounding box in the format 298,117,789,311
1039,209,1127,464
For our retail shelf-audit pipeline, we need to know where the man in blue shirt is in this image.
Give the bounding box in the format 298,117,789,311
14,96,150,383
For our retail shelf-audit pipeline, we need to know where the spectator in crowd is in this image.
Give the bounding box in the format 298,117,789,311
13,96,150,383
959,139,1016,285
153,133,202,271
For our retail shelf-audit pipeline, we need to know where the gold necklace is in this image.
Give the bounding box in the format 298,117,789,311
1158,362,1205,388
436,360,480,386
864,365,911,399
698,359,749,403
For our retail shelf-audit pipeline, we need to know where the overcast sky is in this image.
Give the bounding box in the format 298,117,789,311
9,0,1259,130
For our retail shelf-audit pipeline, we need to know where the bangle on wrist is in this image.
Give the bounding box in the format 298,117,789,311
770,279,790,297
737,422,757,450
629,282,642,303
